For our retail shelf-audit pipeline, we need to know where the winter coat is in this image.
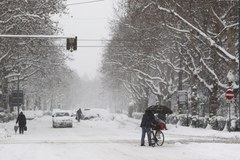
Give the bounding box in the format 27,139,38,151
140,110,155,128
16,112,26,127
77,109,82,116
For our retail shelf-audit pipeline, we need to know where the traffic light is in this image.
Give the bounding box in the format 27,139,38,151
67,36,77,52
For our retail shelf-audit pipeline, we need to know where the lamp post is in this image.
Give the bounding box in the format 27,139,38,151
17,74,20,115
16,42,23,116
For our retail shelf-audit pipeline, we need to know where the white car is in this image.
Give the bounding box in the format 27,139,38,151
82,108,112,120
52,110,73,128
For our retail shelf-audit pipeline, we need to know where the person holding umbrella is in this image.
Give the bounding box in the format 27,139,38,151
140,110,156,146
147,103,173,131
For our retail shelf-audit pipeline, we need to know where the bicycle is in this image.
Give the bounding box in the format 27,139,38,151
150,125,165,147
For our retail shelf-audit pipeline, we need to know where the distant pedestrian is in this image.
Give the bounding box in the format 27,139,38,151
16,112,26,134
140,110,155,146
76,108,82,122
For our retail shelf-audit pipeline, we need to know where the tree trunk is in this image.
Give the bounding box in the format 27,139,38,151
137,97,149,112
209,79,218,116
191,85,198,116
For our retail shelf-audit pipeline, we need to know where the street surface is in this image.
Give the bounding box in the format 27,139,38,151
0,115,240,160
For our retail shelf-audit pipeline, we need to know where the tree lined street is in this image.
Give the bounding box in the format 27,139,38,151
1,0,240,159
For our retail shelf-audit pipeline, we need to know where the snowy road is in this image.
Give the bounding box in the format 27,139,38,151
0,115,240,160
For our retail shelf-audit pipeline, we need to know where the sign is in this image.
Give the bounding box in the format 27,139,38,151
9,90,24,107
178,90,188,105
225,89,234,100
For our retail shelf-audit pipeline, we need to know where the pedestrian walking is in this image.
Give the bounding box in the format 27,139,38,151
140,110,155,146
16,111,26,134
76,108,82,122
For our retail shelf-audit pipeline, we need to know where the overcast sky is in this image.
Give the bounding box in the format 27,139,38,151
59,0,117,79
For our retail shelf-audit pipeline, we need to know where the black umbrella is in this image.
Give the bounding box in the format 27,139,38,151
146,105,173,114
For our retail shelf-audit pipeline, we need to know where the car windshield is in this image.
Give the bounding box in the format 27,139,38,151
55,112,70,117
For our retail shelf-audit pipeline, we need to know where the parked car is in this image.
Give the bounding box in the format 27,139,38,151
82,108,112,120
82,108,99,120
52,110,73,128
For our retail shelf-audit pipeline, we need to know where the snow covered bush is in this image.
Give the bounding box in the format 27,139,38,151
166,114,178,124
217,117,227,131
190,116,198,128
190,116,206,128
0,112,15,123
189,117,208,128
176,114,191,126
235,119,240,131
209,116,218,130
209,116,226,131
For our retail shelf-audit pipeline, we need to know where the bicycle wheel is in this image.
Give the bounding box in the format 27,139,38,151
155,130,164,146
150,131,156,147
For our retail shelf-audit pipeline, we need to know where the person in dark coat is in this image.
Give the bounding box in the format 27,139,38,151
76,108,82,122
16,112,26,134
140,110,155,146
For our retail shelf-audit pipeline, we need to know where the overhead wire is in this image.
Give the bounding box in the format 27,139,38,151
44,38,141,42
29,45,139,48
66,0,104,6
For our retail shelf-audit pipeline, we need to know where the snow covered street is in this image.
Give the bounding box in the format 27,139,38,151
0,114,240,160
1,1,240,160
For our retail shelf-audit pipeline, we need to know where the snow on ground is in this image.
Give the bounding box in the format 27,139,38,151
0,111,240,160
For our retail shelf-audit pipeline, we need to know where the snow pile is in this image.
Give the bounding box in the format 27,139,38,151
23,110,44,120
0,124,10,140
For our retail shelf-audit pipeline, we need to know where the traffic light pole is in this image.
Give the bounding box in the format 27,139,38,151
0,34,77,51
0,35,71,39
